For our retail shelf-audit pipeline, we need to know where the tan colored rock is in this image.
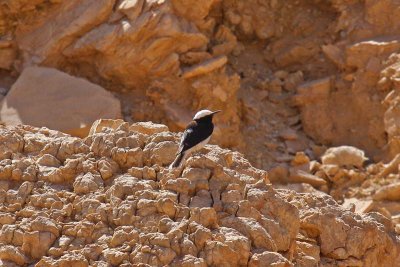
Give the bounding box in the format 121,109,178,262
73,173,104,194
110,226,139,247
204,228,251,266
22,231,58,259
172,254,206,267
0,212,16,225
0,122,398,266
0,67,122,137
373,182,400,201
288,169,327,187
342,198,374,214
103,248,129,266
89,119,127,136
37,154,61,167
130,122,169,135
117,0,144,21
346,40,400,69
143,135,178,166
36,252,89,267
321,146,368,168
0,245,27,266
182,56,228,79
171,0,214,21
249,251,293,267
220,216,277,251
17,0,115,65
322,44,344,69
378,154,400,178
284,192,399,265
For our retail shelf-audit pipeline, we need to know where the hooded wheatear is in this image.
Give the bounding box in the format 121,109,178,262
169,109,220,169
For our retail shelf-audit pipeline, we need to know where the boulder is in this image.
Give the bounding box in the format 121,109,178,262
321,146,368,168
0,67,122,137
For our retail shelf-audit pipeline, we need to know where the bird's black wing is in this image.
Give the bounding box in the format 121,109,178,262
177,120,213,154
176,127,192,155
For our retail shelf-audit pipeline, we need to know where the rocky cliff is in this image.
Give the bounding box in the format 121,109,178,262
2,0,400,169
2,0,400,265
0,121,398,266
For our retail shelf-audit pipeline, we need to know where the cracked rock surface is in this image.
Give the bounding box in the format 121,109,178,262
0,121,398,266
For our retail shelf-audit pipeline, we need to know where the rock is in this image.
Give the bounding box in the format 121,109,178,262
373,182,400,201
378,153,400,178
220,216,277,251
0,212,16,225
285,192,399,265
203,228,251,266
36,252,89,267
291,152,310,166
37,154,61,167
89,119,127,136
0,122,397,266
293,77,332,113
0,67,122,137
182,56,228,79
288,169,327,187
0,246,27,266
117,0,144,21
172,254,206,267
130,122,169,135
268,165,289,183
103,248,129,266
346,40,400,69
17,0,115,65
321,146,368,168
0,48,16,70
279,128,298,141
73,173,104,194
322,44,344,69
342,198,374,214
249,251,293,267
22,231,58,259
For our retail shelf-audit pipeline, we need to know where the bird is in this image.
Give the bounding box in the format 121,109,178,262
169,109,221,169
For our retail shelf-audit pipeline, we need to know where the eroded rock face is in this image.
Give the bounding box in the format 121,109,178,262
3,0,243,151
0,121,398,266
4,0,400,170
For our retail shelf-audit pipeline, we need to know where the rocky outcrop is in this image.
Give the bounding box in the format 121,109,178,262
0,121,398,266
0,66,122,137
5,0,243,150
4,0,400,168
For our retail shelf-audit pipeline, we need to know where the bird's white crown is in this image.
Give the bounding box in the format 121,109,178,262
193,110,215,120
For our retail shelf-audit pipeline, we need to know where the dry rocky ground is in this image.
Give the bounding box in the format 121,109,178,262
1,0,400,266
0,121,398,266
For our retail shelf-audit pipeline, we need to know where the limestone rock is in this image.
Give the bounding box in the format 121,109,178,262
0,246,27,266
130,122,169,136
182,56,228,79
89,119,127,136
0,121,398,266
373,182,400,201
249,251,293,267
73,173,104,194
17,0,115,66
321,146,368,168
0,67,122,137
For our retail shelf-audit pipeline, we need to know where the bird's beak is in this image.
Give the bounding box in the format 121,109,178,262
212,110,221,115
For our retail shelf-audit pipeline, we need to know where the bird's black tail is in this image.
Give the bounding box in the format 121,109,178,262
169,152,185,169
